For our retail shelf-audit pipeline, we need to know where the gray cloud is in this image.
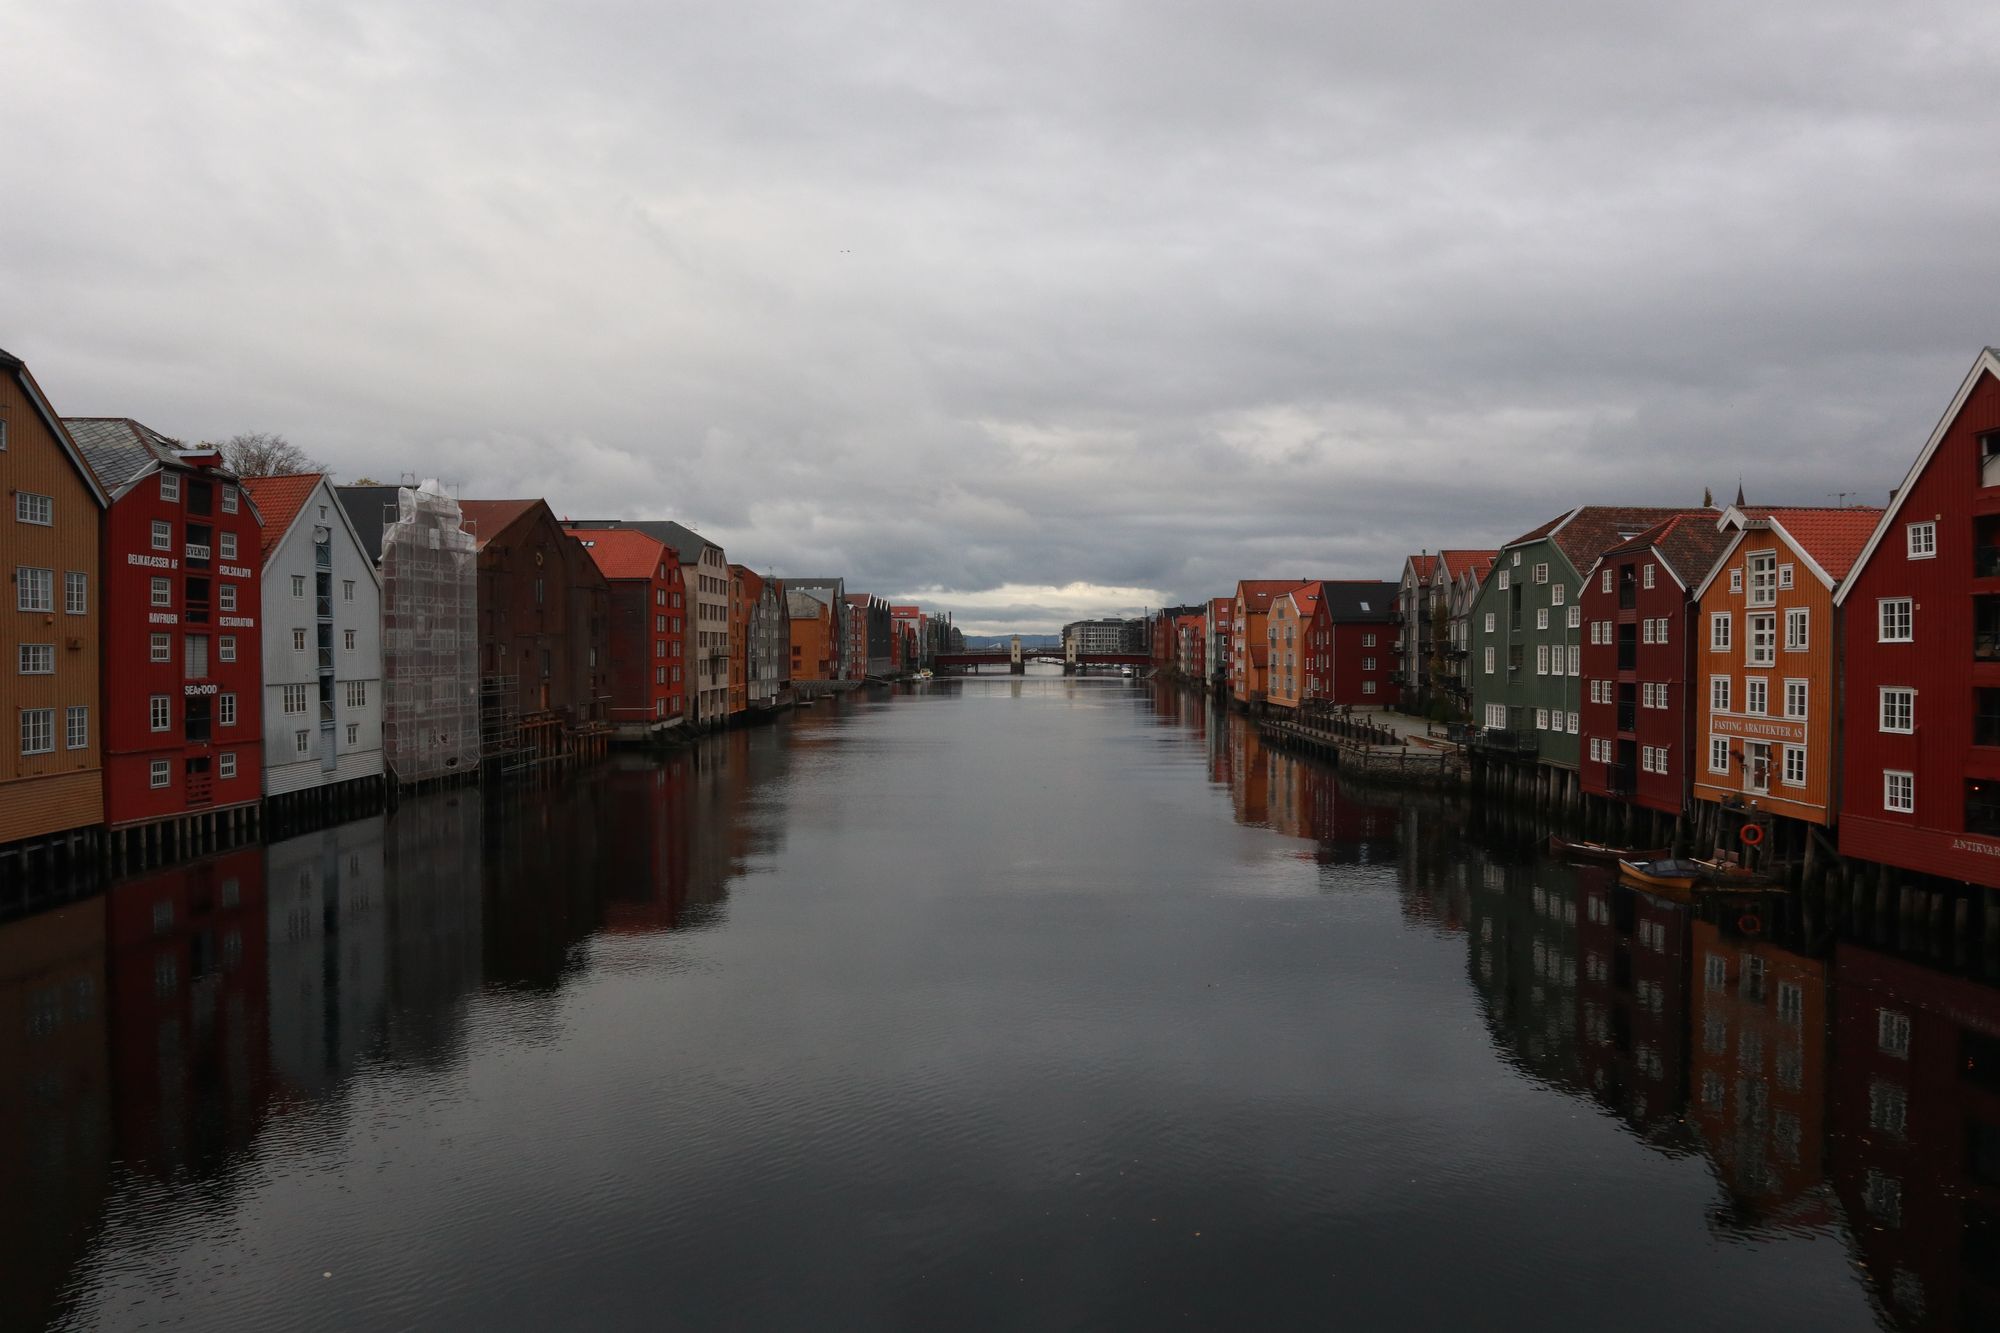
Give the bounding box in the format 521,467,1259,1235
4,0,1996,631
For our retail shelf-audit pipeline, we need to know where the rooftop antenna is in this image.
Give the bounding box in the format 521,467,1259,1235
1826,491,1857,507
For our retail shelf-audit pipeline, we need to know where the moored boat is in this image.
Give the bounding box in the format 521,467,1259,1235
1618,858,1705,891
1549,835,1669,863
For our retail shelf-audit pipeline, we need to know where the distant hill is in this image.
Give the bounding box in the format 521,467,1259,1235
961,634,1062,649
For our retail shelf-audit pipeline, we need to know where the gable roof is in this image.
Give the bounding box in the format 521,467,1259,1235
1589,512,1735,592
1235,579,1308,612
1283,582,1324,620
1505,506,1715,570
570,527,672,581
62,416,179,495
1315,580,1399,621
457,499,542,549
240,474,323,558
1436,549,1498,580
1836,347,2000,606
1693,507,1886,597
563,518,719,566
1402,554,1438,583
0,355,109,508
335,484,403,562
787,588,829,619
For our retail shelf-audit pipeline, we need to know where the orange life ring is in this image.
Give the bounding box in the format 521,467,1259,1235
1737,913,1763,935
1739,824,1765,847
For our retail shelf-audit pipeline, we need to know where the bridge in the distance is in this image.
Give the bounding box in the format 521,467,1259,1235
934,635,1148,674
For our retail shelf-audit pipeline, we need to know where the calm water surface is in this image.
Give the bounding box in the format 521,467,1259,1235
6,674,1997,1330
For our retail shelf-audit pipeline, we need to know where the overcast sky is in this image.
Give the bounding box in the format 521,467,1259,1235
5,1,1996,632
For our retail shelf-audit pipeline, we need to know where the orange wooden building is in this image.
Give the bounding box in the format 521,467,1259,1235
1230,579,1305,708
1690,507,1880,838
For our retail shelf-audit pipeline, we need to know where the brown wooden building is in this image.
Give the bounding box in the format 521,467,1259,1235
459,500,611,761
0,348,109,872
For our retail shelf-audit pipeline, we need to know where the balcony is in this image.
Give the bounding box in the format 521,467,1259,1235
1605,765,1636,797
1979,595,2000,661
1979,691,2000,746
1472,728,1539,756
1616,702,1637,733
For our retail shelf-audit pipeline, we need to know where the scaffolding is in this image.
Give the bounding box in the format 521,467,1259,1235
380,483,482,786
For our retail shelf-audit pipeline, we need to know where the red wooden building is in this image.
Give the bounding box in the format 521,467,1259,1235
67,420,264,841
1835,348,2000,886
1303,580,1400,708
1577,512,1733,817
571,527,686,736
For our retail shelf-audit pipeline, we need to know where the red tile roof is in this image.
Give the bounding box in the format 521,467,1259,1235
457,499,541,549
570,527,672,581
1765,508,1885,584
1235,578,1309,610
240,473,324,558
1437,549,1498,579
1598,512,1734,589
1507,506,1718,569
1405,554,1438,581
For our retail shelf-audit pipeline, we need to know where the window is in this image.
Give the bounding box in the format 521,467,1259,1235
1782,745,1807,788
295,729,312,756
15,491,52,525
65,706,87,750
1783,679,1808,719
219,635,236,663
64,571,86,615
1642,619,1655,645
344,628,356,651
1512,551,1521,567
1567,645,1580,675
219,752,237,780
150,577,171,608
19,708,54,755
149,695,170,731
1784,607,1808,651
1877,1008,1911,1057
1710,613,1731,653
159,471,180,503
292,574,306,598
1730,568,1743,593
343,579,356,601
345,680,368,708
219,692,236,726
292,628,307,652
1878,598,1913,642
1601,570,1613,594
346,722,359,744
1483,647,1494,674
150,633,171,663
150,519,172,551
282,684,308,715
1361,656,1376,671
1879,687,1914,733
1536,608,1548,630
1778,565,1794,590
1746,613,1776,665
1483,612,1494,633
1884,770,1914,813
219,584,236,612
149,758,171,788
1710,676,1731,712
1906,522,1935,559
1536,645,1548,674
1567,606,1580,629
17,642,53,674
1551,584,1565,606
221,485,238,514
1362,680,1376,695
16,566,53,612
1642,564,1655,589
1710,737,1730,773
1654,746,1667,775
1532,562,1548,584
1536,708,1549,730
1568,712,1579,734
1745,677,1768,714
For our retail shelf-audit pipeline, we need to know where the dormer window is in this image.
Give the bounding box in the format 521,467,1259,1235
160,472,180,503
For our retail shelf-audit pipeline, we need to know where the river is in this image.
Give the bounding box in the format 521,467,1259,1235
5,672,1995,1330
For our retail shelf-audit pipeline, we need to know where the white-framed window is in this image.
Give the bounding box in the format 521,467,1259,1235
1747,613,1776,666
292,574,306,598
219,752,237,780
1497,570,1510,590
1745,677,1768,714
149,758,171,788
1567,645,1580,675
1643,564,1656,589
295,729,312,756
1778,565,1794,590
1782,745,1807,788
1642,619,1655,644
1567,712,1579,734
1567,606,1580,628
219,635,236,663
1361,680,1376,695
1536,708,1549,730
1879,687,1914,733
1483,647,1494,675
282,683,308,714
1710,613,1731,652
1730,568,1743,593
1601,569,1614,594
149,633,171,663
1551,583,1565,606
292,628,307,652
1512,551,1522,567
1710,676,1731,712
15,491,53,525
1884,771,1914,813
1654,746,1668,775
150,577,171,608
346,680,368,708
343,579,356,601
149,695,170,731
1532,562,1549,584
218,531,236,560
346,722,360,744
1878,598,1913,642
1483,612,1495,633
219,692,236,727
159,471,180,503
150,519,172,551
1536,645,1549,674
1536,607,1548,630
218,584,236,612
1906,522,1936,559
16,566,53,612
65,705,87,750
64,570,86,615
1784,607,1808,651
221,485,239,514
19,708,54,756
1485,703,1507,729
1783,679,1808,719
1710,737,1730,773
17,643,53,674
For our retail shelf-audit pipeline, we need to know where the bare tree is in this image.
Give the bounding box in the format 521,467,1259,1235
215,431,326,477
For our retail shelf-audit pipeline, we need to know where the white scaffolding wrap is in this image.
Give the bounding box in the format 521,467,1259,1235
379,483,481,783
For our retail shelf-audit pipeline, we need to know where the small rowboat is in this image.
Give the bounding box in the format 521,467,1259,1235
1550,835,1669,863
1618,858,1704,891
